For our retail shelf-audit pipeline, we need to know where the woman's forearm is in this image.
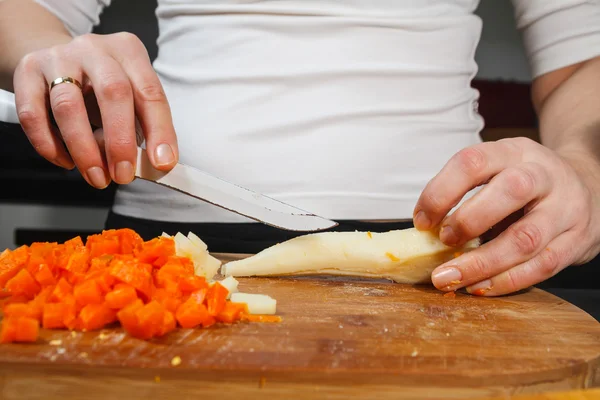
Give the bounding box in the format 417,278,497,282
0,0,73,91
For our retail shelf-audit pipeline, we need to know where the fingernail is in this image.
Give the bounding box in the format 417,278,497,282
467,279,493,296
86,166,108,188
440,225,459,246
56,158,75,170
432,267,462,289
155,143,175,167
115,161,134,184
414,210,431,229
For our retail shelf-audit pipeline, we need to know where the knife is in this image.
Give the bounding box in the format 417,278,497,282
0,89,338,232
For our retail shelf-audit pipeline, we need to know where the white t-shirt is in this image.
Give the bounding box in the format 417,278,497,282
35,0,600,223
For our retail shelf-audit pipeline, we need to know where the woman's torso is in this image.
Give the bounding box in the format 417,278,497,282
113,0,484,223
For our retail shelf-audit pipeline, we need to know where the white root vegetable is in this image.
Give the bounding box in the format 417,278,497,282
230,293,277,315
218,276,239,298
221,228,479,284
170,231,222,280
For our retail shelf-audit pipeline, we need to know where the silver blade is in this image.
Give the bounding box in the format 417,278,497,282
135,148,338,232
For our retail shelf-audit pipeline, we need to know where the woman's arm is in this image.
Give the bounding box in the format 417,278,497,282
0,0,73,90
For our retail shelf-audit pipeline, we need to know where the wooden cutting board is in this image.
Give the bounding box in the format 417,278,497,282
0,253,598,400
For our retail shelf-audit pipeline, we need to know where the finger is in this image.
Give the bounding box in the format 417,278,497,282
106,32,178,170
13,54,74,169
81,54,137,184
431,207,567,291
414,140,524,230
439,162,552,246
41,62,109,189
466,231,577,296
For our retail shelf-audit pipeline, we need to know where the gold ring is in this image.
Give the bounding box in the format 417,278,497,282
50,76,82,91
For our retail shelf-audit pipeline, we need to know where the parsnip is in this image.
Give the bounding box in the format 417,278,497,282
221,228,479,284
230,293,277,315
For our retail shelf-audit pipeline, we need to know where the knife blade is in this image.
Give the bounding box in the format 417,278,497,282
0,89,338,231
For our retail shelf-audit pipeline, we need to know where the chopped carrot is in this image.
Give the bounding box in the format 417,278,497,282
0,229,280,344
179,275,208,294
49,278,73,303
43,302,70,329
73,279,104,306
79,303,116,331
105,284,138,309
34,264,56,287
206,282,228,316
136,300,165,337
216,302,248,324
6,269,40,300
175,299,212,329
0,317,18,343
443,291,456,298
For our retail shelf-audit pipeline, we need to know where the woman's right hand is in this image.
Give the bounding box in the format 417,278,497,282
13,32,178,188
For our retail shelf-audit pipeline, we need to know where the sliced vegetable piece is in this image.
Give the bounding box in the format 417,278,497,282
105,284,138,309
6,269,40,299
230,292,277,315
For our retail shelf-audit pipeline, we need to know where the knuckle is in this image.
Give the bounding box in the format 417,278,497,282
505,167,536,201
17,53,40,72
137,83,166,103
504,269,521,293
52,92,80,117
537,247,562,277
453,210,475,236
109,136,135,149
466,254,489,282
511,223,542,255
455,147,487,177
99,80,132,102
17,107,42,129
422,192,445,214
72,33,97,48
115,31,141,46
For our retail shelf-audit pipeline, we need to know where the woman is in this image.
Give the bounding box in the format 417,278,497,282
1,0,599,296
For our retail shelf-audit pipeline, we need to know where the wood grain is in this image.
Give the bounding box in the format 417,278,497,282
0,253,598,400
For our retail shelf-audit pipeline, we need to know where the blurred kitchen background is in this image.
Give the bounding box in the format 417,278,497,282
0,0,597,297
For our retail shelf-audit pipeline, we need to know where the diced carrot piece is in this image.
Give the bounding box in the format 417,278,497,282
152,288,182,314
74,279,104,306
49,278,73,303
206,282,228,316
15,317,39,342
88,254,114,273
89,237,120,259
109,257,154,300
0,318,17,343
118,228,144,255
84,270,115,293
6,269,41,300
175,300,212,329
65,271,86,286
155,258,193,287
135,237,176,266
158,310,177,337
105,284,138,309
43,302,69,329
34,263,56,287
79,303,116,331
26,243,57,276
64,247,90,274
216,302,248,324
136,300,165,338
3,303,33,319
117,299,150,339
179,275,208,294
0,245,30,288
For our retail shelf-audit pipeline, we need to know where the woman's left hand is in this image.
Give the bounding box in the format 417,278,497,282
413,137,600,296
